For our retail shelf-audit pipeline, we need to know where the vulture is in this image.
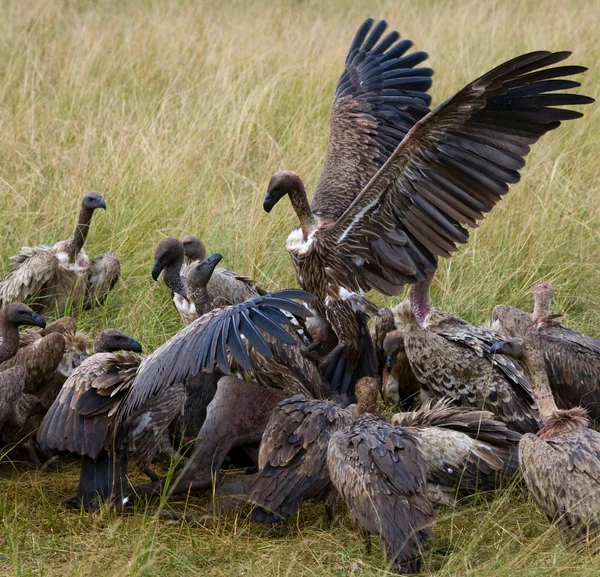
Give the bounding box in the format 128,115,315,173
102,289,319,495
0,304,47,430
37,329,144,508
497,282,600,422
263,18,593,396
327,377,436,574
392,296,542,434
0,192,120,315
381,328,421,407
152,238,264,325
491,336,600,544
181,235,206,265
247,385,374,523
392,399,521,505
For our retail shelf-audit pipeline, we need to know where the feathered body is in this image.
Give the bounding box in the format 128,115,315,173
0,193,119,315
248,395,358,523
392,399,521,505
327,413,435,573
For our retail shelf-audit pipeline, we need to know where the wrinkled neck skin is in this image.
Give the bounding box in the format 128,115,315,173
409,272,434,327
523,343,557,422
0,313,20,364
288,180,315,241
65,206,95,260
533,299,552,321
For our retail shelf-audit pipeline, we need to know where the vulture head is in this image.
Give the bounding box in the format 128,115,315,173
152,238,185,283
181,235,206,262
81,191,107,212
263,171,305,213
93,329,142,354
4,304,46,329
382,330,406,370
490,337,527,360
355,376,381,414
187,254,223,294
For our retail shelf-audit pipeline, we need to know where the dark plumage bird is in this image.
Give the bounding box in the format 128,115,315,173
393,295,543,434
0,304,47,431
37,329,144,509
152,238,264,325
263,20,592,396
247,387,375,524
491,336,600,543
392,399,521,505
0,192,120,314
110,289,318,493
327,377,435,574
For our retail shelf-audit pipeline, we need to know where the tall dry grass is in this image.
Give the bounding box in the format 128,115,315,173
0,0,598,575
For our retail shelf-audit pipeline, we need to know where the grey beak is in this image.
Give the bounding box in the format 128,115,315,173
127,338,143,354
31,313,46,329
263,192,276,213
98,198,107,210
151,259,164,281
385,355,393,369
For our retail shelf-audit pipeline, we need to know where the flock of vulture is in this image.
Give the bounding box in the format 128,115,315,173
0,18,598,574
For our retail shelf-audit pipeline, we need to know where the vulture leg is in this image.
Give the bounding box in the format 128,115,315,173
84,252,120,308
71,452,129,510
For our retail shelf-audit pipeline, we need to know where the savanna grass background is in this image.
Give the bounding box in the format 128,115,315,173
0,0,598,575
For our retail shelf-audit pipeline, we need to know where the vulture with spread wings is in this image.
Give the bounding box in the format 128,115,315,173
264,19,593,392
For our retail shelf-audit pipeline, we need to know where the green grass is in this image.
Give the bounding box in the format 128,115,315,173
0,0,599,575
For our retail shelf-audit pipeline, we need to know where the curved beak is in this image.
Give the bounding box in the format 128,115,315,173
206,253,223,270
489,340,506,355
31,313,46,329
127,338,143,354
263,192,276,213
385,355,393,369
151,259,164,281
98,198,107,210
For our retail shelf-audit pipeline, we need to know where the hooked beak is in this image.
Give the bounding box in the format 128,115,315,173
263,192,276,213
98,198,107,210
489,340,506,355
205,253,223,270
127,338,143,354
385,355,393,369
151,259,164,281
31,313,46,329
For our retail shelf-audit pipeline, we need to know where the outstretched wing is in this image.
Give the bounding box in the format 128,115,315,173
120,290,316,419
310,18,432,219
0,246,58,306
319,51,592,295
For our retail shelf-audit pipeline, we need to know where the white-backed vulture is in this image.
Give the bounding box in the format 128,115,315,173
263,18,592,397
491,336,600,544
327,377,435,574
0,192,120,315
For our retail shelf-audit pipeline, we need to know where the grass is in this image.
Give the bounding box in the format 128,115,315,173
0,0,598,575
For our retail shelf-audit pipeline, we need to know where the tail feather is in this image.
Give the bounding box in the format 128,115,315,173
75,452,128,509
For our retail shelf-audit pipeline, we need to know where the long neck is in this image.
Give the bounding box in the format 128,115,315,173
409,272,434,327
288,181,315,241
523,342,557,421
189,286,213,316
66,206,94,259
0,314,20,364
533,297,552,321
164,260,186,296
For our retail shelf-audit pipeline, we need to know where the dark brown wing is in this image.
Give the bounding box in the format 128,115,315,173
119,290,316,421
0,333,65,394
37,352,140,459
327,415,435,572
310,19,432,219
320,51,592,295
248,396,356,522
0,365,25,427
